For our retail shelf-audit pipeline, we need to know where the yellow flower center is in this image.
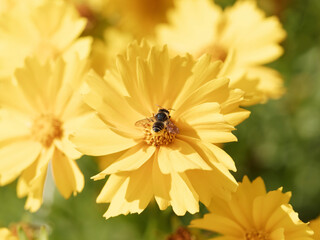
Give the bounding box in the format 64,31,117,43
197,43,228,62
143,127,176,147
245,230,269,240
31,114,63,148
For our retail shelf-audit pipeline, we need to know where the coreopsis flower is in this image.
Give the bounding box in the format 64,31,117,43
156,0,286,105
90,28,134,76
0,55,90,212
0,228,17,240
309,216,320,240
71,41,250,218
0,0,92,79
110,0,174,37
66,0,110,14
191,176,313,240
0,223,48,240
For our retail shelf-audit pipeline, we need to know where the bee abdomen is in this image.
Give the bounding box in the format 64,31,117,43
152,121,164,132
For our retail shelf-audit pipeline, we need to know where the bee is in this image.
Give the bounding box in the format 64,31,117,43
135,108,179,134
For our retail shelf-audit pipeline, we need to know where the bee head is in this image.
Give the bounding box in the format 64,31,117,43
158,108,170,115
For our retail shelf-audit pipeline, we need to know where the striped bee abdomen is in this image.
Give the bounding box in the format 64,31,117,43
152,121,164,132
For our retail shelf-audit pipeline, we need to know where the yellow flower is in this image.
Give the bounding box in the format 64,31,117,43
90,28,135,76
0,0,92,79
66,0,110,14
191,176,313,240
110,0,174,37
0,55,90,212
71,41,250,218
156,0,286,105
309,216,320,240
0,228,18,240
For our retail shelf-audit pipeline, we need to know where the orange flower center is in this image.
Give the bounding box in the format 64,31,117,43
197,43,228,62
143,127,176,147
31,114,63,148
245,230,269,240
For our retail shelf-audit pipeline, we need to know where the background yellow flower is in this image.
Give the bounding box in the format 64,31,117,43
108,0,174,38
0,228,17,240
0,0,92,79
309,216,320,240
0,55,90,211
156,0,286,105
191,176,313,239
71,41,250,218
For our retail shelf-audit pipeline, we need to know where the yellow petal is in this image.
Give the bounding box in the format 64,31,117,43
177,102,222,125
0,81,35,115
53,55,90,118
95,143,155,176
0,228,17,240
83,70,143,135
152,153,171,210
222,1,286,65
173,56,222,111
269,228,285,240
174,77,230,116
70,114,140,156
52,149,84,199
20,147,53,212
179,122,237,143
148,46,193,108
253,189,291,230
17,147,54,198
206,142,236,171
220,89,250,125
24,165,47,212
101,161,153,219
191,213,243,237
63,37,93,61
0,140,41,185
186,169,237,207
248,66,285,101
54,135,82,160
178,134,236,172
158,139,211,174
156,0,222,55
14,58,53,113
0,109,31,142
169,172,199,215
96,174,126,203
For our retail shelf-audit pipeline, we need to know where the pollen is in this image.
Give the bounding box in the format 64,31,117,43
143,127,176,147
245,230,269,240
31,114,63,148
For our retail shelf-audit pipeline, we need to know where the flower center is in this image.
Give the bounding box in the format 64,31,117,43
245,230,269,240
31,114,63,148
143,127,176,147
197,43,228,62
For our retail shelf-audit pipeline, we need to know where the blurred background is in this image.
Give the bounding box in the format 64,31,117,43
1,0,320,239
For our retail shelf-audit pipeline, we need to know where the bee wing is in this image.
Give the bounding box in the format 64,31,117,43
166,120,180,134
135,117,155,128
